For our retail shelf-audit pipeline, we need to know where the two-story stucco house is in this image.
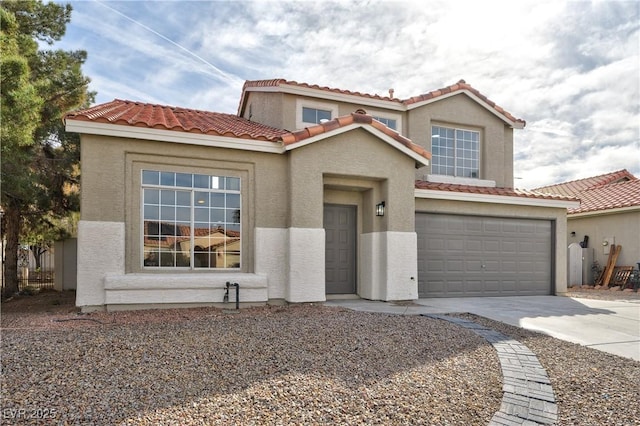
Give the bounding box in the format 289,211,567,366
64,79,578,311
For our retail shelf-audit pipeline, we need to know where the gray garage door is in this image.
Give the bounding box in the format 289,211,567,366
416,213,553,297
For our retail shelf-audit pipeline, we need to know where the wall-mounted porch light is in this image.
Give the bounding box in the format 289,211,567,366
376,201,385,217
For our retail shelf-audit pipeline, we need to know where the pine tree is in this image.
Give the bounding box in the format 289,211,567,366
1,0,94,297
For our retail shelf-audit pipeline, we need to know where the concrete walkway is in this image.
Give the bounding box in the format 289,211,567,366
325,296,640,361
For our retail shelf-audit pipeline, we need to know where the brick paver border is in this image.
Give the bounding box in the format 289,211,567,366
423,314,558,425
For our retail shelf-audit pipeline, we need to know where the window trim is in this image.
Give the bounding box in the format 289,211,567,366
296,98,338,129
430,124,481,179
140,169,242,271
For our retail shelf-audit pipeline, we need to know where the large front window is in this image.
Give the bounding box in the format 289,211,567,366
431,126,479,178
141,170,241,269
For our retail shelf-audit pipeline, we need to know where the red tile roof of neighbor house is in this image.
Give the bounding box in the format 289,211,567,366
534,169,640,214
241,78,526,127
568,179,640,214
65,99,289,142
66,100,431,161
415,181,578,202
534,169,637,196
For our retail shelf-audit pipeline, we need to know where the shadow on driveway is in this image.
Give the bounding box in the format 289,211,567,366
414,296,640,361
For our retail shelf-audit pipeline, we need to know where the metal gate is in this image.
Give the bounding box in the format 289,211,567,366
13,243,55,291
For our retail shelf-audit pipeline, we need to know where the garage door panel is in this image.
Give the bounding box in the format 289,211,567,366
426,279,446,293
417,213,552,297
465,260,483,272
501,260,517,273
446,281,466,294
448,239,465,251
465,239,482,252
447,259,465,272
502,240,517,252
427,260,445,271
428,238,446,250
483,240,501,253
484,260,500,272
465,220,483,232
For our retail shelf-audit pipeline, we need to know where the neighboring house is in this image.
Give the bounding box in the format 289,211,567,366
535,170,640,282
64,79,578,311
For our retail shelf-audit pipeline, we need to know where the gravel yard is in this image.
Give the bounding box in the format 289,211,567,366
1,290,639,425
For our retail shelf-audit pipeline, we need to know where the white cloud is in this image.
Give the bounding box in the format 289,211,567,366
55,0,639,188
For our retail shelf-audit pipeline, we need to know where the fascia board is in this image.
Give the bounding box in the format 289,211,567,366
361,126,430,167
406,90,524,129
246,84,406,112
283,123,430,167
65,120,285,154
569,205,640,218
415,188,581,209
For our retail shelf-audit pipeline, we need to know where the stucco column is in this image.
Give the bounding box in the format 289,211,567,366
76,220,125,309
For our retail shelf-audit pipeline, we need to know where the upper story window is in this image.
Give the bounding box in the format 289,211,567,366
372,116,397,130
296,99,338,129
302,107,331,124
141,170,241,269
431,125,480,178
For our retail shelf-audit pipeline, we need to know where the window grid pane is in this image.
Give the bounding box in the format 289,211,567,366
431,126,479,178
372,116,397,130
142,170,241,270
302,107,331,124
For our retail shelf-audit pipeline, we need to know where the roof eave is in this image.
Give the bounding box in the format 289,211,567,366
406,90,525,129
283,122,430,167
242,83,406,112
415,188,580,209
65,119,285,154
569,205,640,218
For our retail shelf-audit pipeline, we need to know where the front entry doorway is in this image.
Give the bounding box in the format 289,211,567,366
324,204,357,294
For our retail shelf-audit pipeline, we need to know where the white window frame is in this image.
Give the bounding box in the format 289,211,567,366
431,125,481,179
140,170,242,270
296,98,339,129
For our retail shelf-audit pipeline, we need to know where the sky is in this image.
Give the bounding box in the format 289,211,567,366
51,0,639,189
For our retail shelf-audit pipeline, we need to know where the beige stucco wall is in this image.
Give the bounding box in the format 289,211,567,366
567,210,640,269
287,128,420,300
240,92,287,130
242,91,516,188
275,94,405,133
407,94,514,187
288,128,417,232
80,135,290,273
79,126,421,306
415,197,570,294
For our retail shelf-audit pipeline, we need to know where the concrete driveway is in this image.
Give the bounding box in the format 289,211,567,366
325,296,640,361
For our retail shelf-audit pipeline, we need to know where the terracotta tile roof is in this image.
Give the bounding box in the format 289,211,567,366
65,99,288,142
534,170,640,214
533,169,637,196
241,78,525,127
281,112,431,161
415,181,578,202
403,79,525,127
66,100,426,161
568,179,640,214
242,79,398,102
